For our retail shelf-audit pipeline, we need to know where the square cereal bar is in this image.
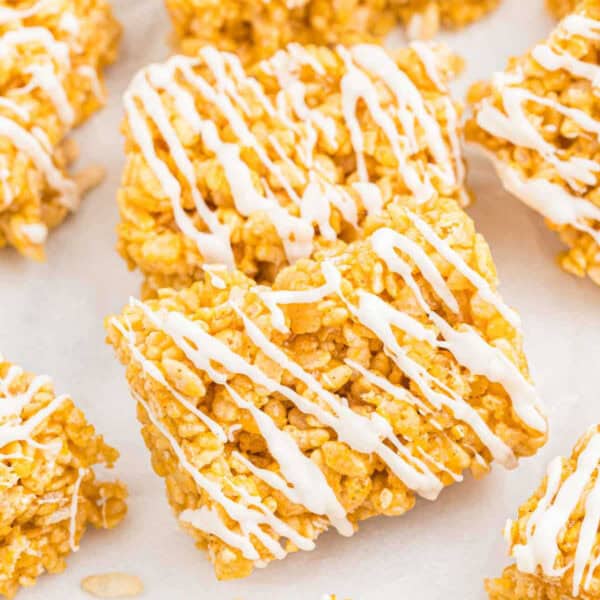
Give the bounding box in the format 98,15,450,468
107,198,547,580
466,0,600,286
165,0,500,62
0,357,127,598
118,42,466,298
0,0,121,260
486,425,600,600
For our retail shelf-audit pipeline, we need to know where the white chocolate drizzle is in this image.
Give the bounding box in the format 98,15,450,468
112,209,546,564
0,9,96,217
123,43,464,271
0,360,92,548
511,429,600,596
474,7,600,245
68,467,86,552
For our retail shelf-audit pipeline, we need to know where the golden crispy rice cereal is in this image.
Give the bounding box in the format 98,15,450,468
466,0,600,286
486,425,600,600
165,0,500,62
0,356,127,599
118,42,466,298
394,0,501,40
107,198,547,580
0,0,121,261
547,0,580,18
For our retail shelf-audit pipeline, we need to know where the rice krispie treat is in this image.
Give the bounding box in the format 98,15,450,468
165,0,500,62
486,425,600,600
107,198,547,580
466,0,600,286
118,42,466,298
0,357,127,598
0,0,121,260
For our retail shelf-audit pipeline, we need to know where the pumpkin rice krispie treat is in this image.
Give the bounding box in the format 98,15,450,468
467,0,600,286
107,198,547,580
118,42,466,298
0,356,127,598
165,0,500,62
0,0,121,261
486,425,600,600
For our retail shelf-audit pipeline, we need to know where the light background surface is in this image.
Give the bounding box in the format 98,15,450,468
1,1,599,598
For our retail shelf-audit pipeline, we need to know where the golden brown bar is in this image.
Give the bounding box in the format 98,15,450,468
0,357,127,598
107,197,547,580
0,0,121,260
165,0,501,62
118,41,466,298
467,0,600,286
486,425,600,600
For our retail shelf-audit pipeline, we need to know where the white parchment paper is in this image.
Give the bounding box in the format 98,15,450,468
1,1,599,598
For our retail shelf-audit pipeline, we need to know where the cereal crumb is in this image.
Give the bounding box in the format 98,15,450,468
81,573,144,598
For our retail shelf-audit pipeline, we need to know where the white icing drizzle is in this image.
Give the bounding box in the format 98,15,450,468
111,317,227,443
123,43,463,271
476,86,600,189
410,41,447,92
492,158,600,245
0,97,30,121
0,115,78,209
136,392,316,562
0,364,67,451
404,209,522,329
68,467,86,552
532,43,600,88
368,226,543,432
17,62,75,126
0,0,50,25
511,430,600,596
77,65,104,102
562,14,600,40
474,8,600,244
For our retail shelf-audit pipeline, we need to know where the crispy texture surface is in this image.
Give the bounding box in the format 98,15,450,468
118,42,467,299
165,0,500,61
547,0,579,18
466,0,600,286
0,358,127,599
486,425,600,600
107,198,546,580
0,0,121,260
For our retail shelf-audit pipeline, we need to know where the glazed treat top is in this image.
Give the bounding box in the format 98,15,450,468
505,426,600,598
469,1,600,248
109,199,547,572
121,42,465,287
0,0,118,253
0,355,127,597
